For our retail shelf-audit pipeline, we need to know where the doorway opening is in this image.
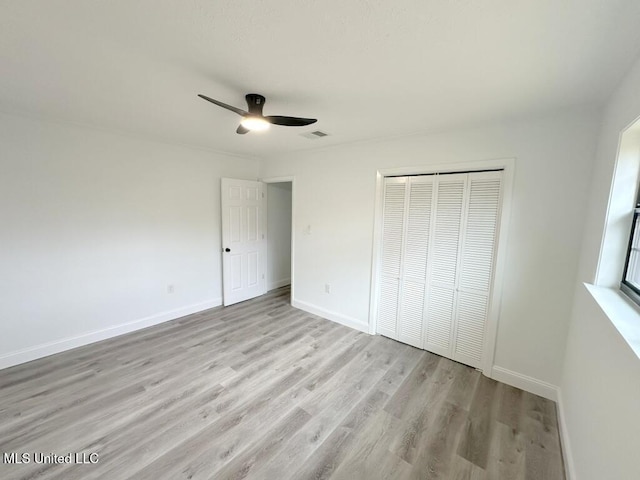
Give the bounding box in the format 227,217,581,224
264,178,294,305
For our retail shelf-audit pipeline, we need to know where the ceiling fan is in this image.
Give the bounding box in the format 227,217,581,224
198,93,317,134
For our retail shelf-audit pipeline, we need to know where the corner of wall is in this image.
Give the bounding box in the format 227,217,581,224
291,298,370,334
490,366,573,479
555,387,577,480
490,365,558,401
268,278,291,291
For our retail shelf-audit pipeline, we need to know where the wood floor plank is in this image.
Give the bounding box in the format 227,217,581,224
485,421,526,480
496,382,525,430
288,387,390,480
408,400,467,479
383,352,441,419
328,409,411,480
303,334,374,392
376,344,423,396
456,373,500,470
124,370,311,480
32,383,230,480
522,392,566,480
211,406,312,480
243,356,392,480
450,455,488,480
386,357,458,465
0,286,566,480
447,361,481,410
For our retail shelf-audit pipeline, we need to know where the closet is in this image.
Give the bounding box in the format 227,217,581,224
375,170,503,369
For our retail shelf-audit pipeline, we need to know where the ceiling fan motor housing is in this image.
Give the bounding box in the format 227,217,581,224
246,94,265,116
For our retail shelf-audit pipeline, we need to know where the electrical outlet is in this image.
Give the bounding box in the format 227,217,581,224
167,284,175,294
325,283,331,294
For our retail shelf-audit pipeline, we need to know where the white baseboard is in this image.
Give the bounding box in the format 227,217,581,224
556,388,576,480
268,278,291,291
490,365,558,401
0,298,222,370
292,299,370,333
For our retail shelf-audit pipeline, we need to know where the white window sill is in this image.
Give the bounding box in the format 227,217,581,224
584,283,640,359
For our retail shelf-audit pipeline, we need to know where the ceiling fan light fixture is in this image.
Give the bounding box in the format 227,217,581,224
198,93,317,135
240,116,270,131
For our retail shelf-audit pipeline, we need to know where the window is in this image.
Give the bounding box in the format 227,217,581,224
621,190,640,306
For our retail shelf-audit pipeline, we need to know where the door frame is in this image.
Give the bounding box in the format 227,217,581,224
261,176,296,303
369,158,515,376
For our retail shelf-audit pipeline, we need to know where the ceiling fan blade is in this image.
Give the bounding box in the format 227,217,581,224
236,124,250,135
198,94,248,116
265,116,317,127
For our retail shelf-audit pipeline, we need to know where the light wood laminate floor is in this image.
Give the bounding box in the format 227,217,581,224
0,287,565,479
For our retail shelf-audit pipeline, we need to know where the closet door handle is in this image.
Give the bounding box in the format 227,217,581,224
224,248,231,252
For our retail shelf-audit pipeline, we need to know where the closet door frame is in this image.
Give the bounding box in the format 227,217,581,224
369,158,515,376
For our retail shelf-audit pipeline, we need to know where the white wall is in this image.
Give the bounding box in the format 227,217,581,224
260,107,600,391
0,112,259,367
266,182,292,291
560,53,640,479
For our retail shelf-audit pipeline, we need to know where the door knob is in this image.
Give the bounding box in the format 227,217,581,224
224,248,231,252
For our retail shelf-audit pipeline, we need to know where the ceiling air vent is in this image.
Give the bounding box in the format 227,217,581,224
300,130,329,140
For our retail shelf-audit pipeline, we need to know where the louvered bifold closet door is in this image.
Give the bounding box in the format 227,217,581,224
397,177,435,348
453,171,502,368
376,170,503,369
424,174,467,358
376,177,407,340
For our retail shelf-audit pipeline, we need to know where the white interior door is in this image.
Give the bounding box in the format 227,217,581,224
221,178,267,306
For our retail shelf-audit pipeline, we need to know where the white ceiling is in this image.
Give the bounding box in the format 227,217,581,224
2,0,640,158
